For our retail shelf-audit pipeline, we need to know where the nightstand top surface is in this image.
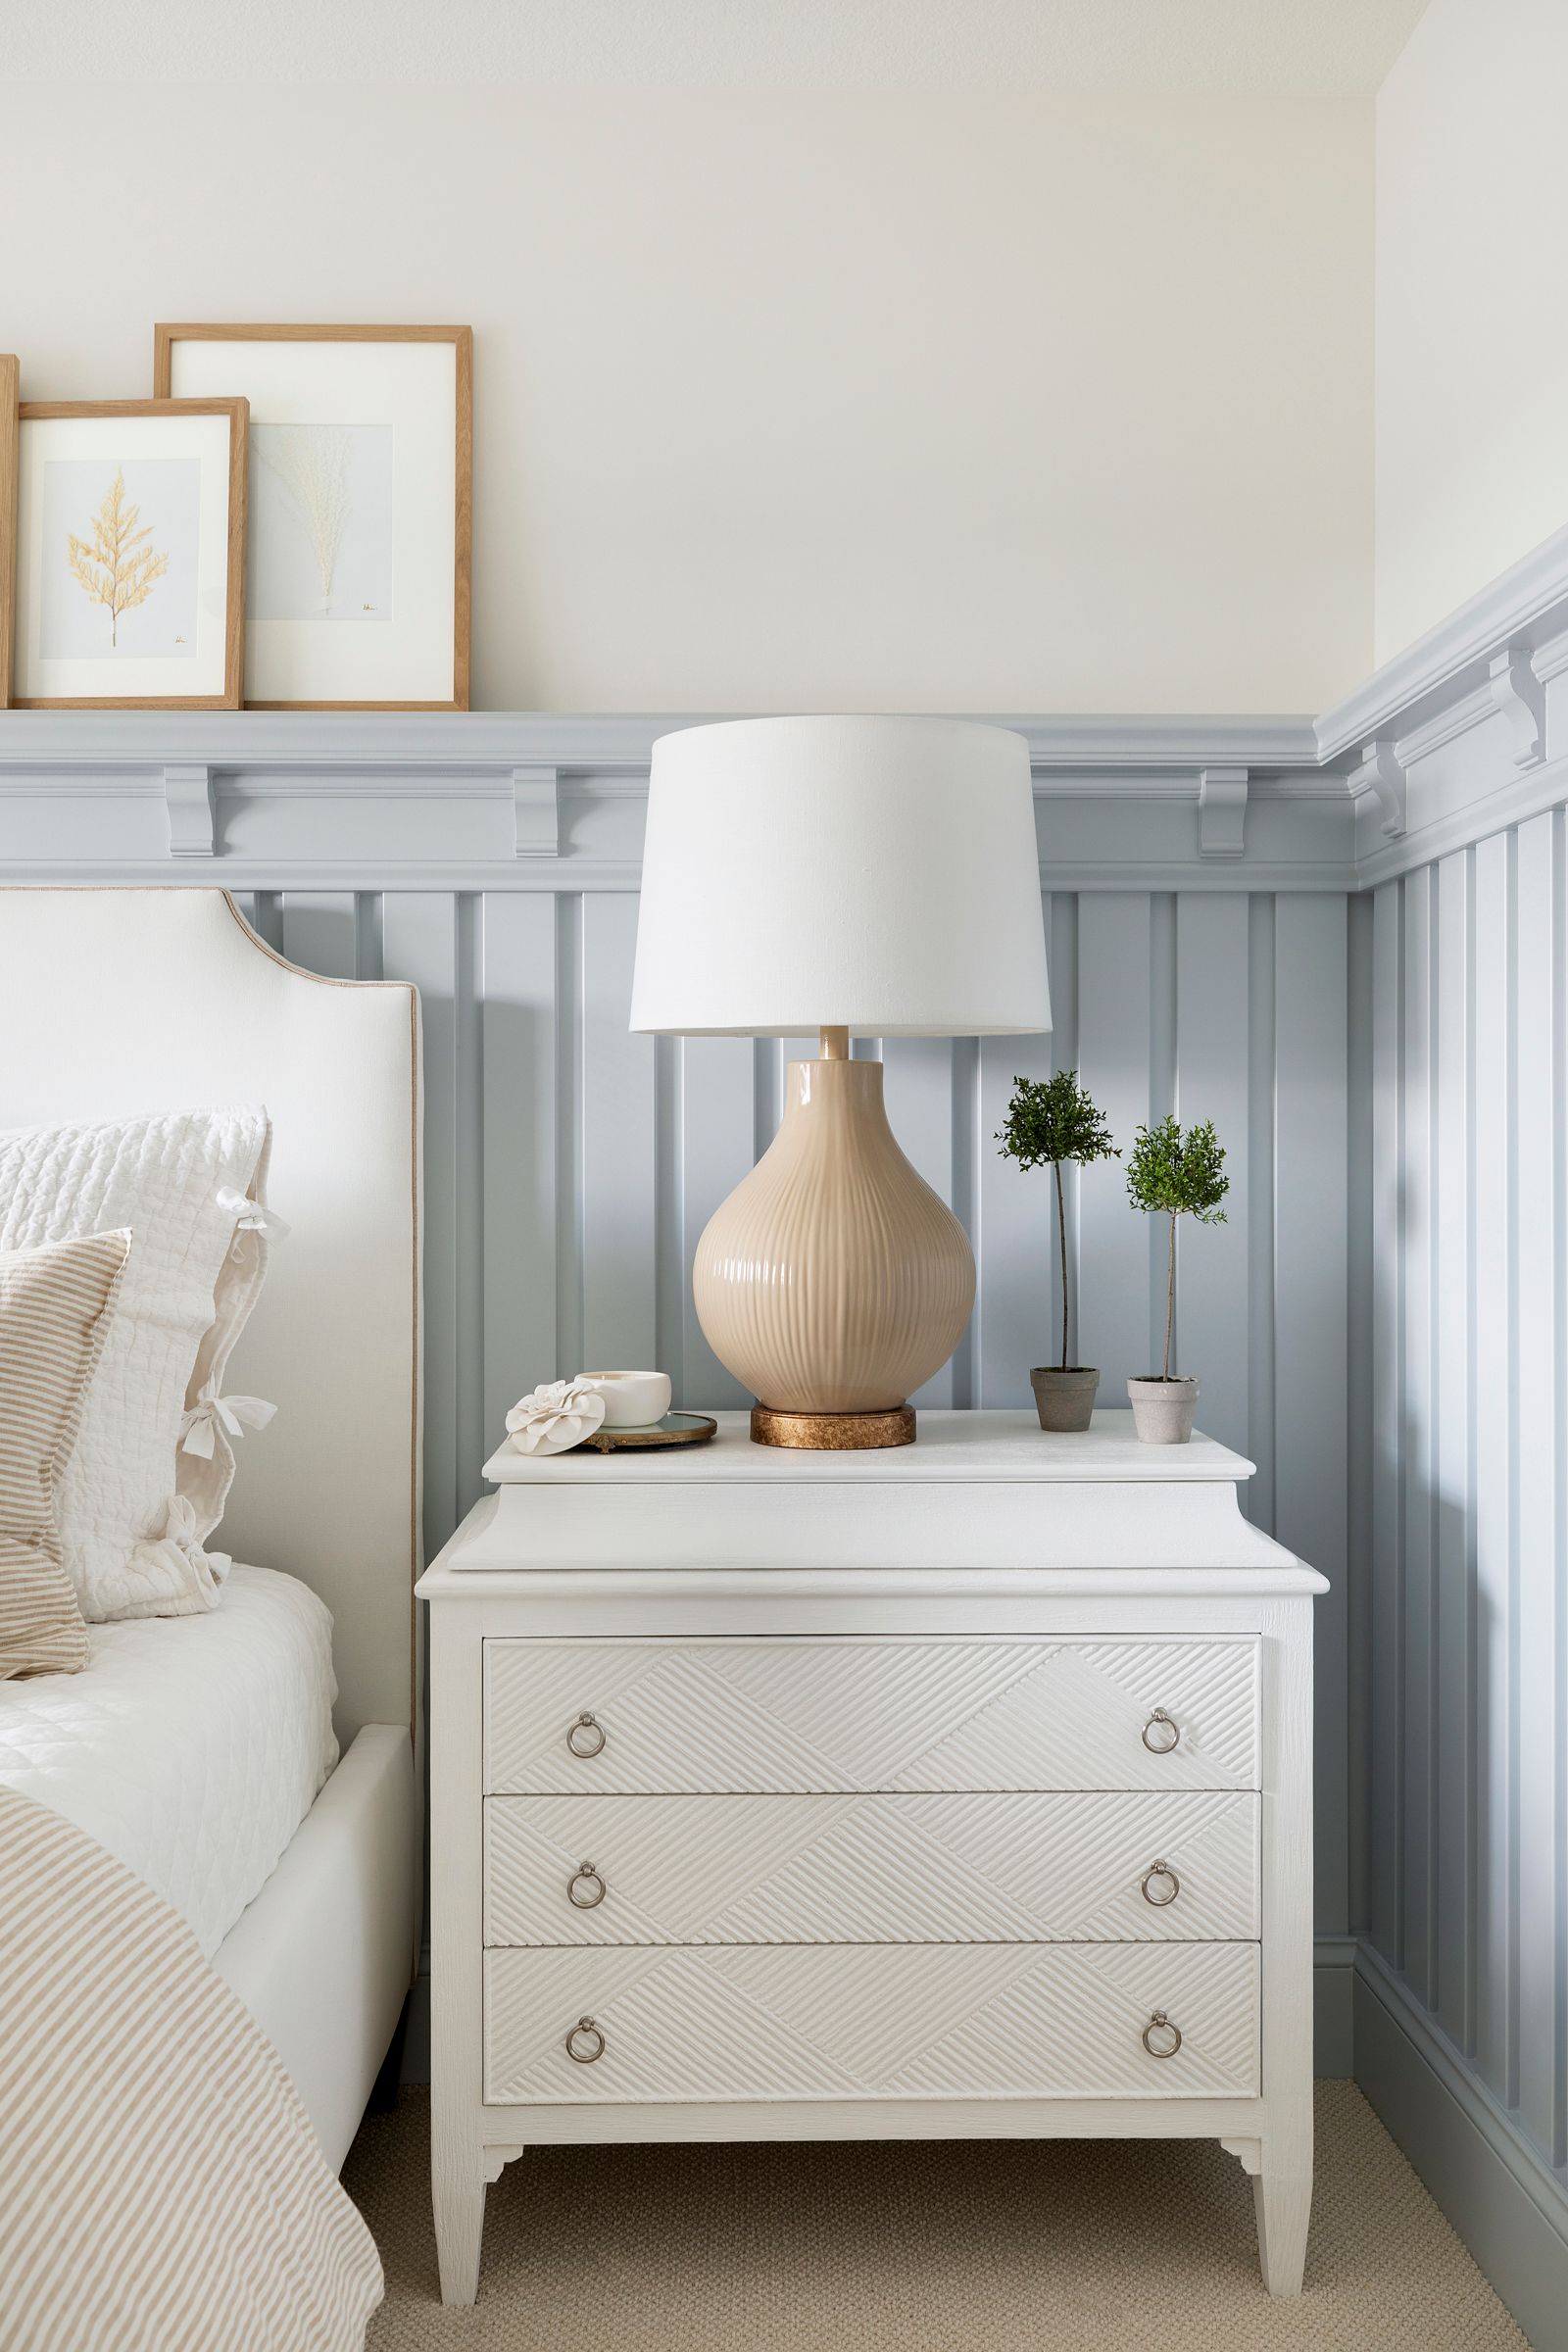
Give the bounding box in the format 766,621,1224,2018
481,1408,1254,1488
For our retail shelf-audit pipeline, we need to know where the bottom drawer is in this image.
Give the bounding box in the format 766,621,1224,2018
484,1940,1259,2105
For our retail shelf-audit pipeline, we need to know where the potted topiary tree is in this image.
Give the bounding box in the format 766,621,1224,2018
997,1070,1119,1432
1123,1113,1229,1444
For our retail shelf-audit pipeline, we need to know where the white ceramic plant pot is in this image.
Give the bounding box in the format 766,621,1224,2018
1127,1375,1199,1445
1029,1367,1100,1433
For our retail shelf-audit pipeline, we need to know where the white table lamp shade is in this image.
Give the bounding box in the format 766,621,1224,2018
629,715,1051,1037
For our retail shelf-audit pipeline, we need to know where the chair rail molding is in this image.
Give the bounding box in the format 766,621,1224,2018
0,710,1348,894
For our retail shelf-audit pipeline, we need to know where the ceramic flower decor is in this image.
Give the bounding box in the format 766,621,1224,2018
504,1379,607,1455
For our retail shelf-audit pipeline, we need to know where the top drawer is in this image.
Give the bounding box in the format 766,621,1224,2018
483,1638,1259,1794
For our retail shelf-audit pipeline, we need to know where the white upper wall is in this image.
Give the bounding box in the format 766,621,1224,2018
1375,0,1568,663
6,10,1395,712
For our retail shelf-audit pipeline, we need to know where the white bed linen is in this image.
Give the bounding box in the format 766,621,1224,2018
0,1564,337,1956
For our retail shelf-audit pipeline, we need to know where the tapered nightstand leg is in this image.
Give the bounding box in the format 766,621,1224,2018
433,2154,486,2306
1253,2165,1310,2297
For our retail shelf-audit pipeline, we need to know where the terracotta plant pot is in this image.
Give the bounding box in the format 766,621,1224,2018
1127,1375,1199,1445
1029,1366,1100,1433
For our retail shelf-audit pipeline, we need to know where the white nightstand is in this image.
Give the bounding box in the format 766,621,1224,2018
417,1409,1326,2307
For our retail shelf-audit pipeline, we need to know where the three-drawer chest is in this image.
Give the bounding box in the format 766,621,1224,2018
418,1409,1326,2306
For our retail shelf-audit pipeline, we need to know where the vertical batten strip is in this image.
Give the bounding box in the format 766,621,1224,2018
381,894,462,1563
1148,895,1178,1378
237,890,282,953
752,1040,780,1161
1505,827,1522,2116
679,1038,755,1408
554,894,585,1394
1273,896,1349,1937
453,896,485,1522
884,1037,962,1408
1052,895,1081,1371
1464,846,1481,2066
1369,881,1404,1965
948,1035,980,1409
1247,896,1277,1537
355,890,383,982
478,894,558,1453
281,891,358,980
973,891,1054,1405
581,896,658,1377
1076,895,1154,1399
1346,891,1375,1936
1400,864,1437,2007
1173,894,1250,1464
1555,808,1568,2168
1513,810,1560,2163
653,1035,684,1401
1470,832,1514,2099
1434,853,1474,2048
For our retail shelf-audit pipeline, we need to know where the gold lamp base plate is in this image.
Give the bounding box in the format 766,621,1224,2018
751,1404,916,1450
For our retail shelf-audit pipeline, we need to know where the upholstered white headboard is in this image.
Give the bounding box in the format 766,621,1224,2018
0,889,420,1743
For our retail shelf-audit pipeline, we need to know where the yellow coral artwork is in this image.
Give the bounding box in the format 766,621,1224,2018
66,467,170,647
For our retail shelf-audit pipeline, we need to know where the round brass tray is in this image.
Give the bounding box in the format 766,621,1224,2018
575,1411,718,1453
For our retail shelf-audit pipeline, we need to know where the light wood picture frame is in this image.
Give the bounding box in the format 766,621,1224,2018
11,397,247,710
155,324,472,710
0,356,18,708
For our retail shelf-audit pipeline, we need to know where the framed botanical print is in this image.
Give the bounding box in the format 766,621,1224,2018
155,324,471,710
0,355,18,708
10,398,247,710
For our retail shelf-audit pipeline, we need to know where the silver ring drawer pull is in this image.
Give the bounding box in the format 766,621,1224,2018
1142,2011,1183,2060
568,1862,606,1910
566,1712,606,1759
1141,1860,1180,1907
565,2016,605,2064
1141,1707,1180,1754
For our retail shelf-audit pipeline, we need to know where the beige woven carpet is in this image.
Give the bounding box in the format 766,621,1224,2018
346,2082,1531,2350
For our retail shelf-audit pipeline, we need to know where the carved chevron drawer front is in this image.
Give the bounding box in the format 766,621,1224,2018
483,1788,1261,1945
483,1939,1261,2104
483,1637,1260,1795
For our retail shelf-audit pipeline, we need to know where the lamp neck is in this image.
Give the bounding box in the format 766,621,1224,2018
819,1026,850,1061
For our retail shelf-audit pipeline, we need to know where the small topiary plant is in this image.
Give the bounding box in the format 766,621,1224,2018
1124,1114,1229,1382
997,1071,1118,1371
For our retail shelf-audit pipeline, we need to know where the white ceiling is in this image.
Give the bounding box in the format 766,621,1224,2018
12,0,1430,94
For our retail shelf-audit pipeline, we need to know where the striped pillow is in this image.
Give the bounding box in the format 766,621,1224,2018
0,1230,131,1679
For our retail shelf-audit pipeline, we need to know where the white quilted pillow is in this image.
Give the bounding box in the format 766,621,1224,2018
0,1108,271,1621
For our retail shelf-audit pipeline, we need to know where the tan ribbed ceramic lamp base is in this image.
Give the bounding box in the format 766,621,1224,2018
693,1039,975,1450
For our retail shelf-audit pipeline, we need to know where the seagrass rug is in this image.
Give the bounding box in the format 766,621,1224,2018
346,2081,1531,2349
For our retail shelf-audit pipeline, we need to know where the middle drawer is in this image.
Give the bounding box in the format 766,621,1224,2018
484,1788,1260,1946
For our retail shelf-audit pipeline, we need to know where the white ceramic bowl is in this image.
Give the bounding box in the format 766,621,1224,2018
580,1370,672,1428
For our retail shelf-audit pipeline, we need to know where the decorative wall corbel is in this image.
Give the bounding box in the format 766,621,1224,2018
1488,645,1546,769
1197,765,1249,858
513,763,561,858
1350,738,1406,839
163,763,216,858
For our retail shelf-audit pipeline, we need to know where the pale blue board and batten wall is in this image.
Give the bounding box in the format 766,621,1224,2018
230,887,1345,1527
1354,814,1568,2239
221,864,1354,1974
1324,546,1568,2350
